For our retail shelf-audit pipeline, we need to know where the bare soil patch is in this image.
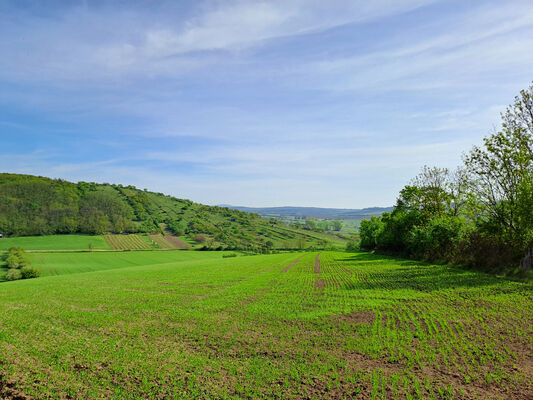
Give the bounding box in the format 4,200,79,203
330,310,375,325
314,279,325,289
282,256,303,273
0,375,31,400
148,234,174,249
163,235,190,249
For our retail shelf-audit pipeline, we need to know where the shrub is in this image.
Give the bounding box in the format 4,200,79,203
6,254,20,268
5,268,22,281
359,216,385,250
5,247,30,269
20,266,41,279
346,241,359,252
222,253,238,258
194,234,208,243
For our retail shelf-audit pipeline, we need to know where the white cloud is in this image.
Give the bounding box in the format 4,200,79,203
292,3,533,92
0,0,438,83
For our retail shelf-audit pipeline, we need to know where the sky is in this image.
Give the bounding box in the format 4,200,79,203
1,0,533,208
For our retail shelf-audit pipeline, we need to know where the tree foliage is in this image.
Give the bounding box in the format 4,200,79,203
360,83,533,272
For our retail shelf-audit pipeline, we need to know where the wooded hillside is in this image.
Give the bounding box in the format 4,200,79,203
0,174,341,250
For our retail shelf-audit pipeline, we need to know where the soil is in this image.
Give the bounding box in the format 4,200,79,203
330,310,375,325
163,235,190,249
0,376,31,400
282,256,303,273
314,279,325,289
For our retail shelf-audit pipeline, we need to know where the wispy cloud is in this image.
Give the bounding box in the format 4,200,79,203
1,0,532,207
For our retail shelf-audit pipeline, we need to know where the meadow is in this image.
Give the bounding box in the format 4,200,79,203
0,234,110,251
0,251,531,399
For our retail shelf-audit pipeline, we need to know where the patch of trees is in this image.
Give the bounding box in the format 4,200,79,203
3,247,40,281
302,218,343,232
0,173,339,250
360,83,533,273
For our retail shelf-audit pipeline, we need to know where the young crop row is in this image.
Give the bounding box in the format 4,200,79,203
0,251,531,399
249,252,533,398
104,234,152,250
148,234,175,249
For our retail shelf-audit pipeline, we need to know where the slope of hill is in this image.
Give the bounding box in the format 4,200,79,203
220,205,393,219
0,173,344,250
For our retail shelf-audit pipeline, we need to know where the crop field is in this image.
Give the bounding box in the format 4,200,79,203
0,251,531,399
104,234,153,250
148,234,175,249
26,251,227,277
163,235,191,249
0,235,110,251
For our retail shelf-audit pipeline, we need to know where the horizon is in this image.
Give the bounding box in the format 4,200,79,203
1,1,533,208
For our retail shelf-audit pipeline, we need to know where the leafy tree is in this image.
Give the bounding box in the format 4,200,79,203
331,220,343,231
463,83,533,258
359,216,385,250
304,218,317,230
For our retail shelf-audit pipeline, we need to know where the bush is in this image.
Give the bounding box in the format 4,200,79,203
5,247,30,269
6,253,20,268
193,234,208,243
345,241,359,252
407,216,466,261
20,266,41,279
5,268,22,281
222,253,238,258
359,216,385,250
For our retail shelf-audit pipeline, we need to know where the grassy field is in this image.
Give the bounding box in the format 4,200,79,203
26,251,229,277
0,234,110,251
0,251,531,399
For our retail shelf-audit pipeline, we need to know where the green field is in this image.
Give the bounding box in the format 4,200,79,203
0,251,531,399
0,234,110,251
26,251,229,277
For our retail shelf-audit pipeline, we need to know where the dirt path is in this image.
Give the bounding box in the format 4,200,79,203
282,256,303,273
314,253,320,274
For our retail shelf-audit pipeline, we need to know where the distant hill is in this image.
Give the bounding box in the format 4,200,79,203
0,173,344,250
219,205,394,220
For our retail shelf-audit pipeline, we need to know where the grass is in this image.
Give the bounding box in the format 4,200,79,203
0,234,110,251
0,251,531,399
27,251,229,277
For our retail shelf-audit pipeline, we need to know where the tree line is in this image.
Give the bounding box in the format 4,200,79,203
360,83,533,273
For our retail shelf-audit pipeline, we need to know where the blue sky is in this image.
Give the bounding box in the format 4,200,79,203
1,0,533,208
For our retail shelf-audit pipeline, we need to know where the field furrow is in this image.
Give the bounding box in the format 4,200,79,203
1,251,531,399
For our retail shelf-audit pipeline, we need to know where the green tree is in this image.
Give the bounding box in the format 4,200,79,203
463,83,533,259
304,218,317,230
331,220,343,231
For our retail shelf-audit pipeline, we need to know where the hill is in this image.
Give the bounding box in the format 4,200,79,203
220,205,393,220
0,173,345,250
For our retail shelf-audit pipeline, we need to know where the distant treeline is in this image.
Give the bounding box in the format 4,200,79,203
0,174,335,250
360,83,533,273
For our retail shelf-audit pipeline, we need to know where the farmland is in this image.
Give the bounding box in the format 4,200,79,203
0,251,531,399
0,234,110,251
104,234,153,250
26,251,228,277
